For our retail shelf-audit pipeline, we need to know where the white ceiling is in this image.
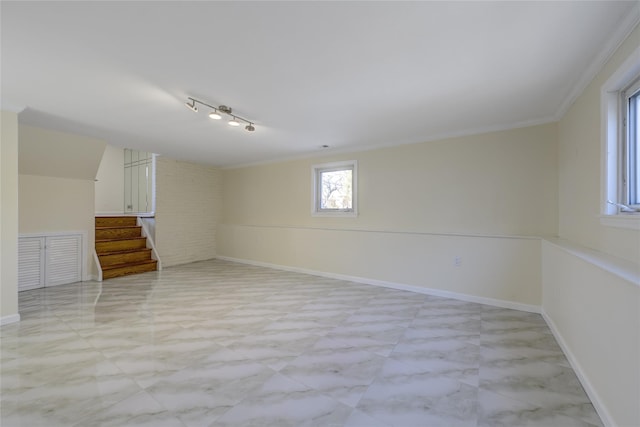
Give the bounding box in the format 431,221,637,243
2,1,639,167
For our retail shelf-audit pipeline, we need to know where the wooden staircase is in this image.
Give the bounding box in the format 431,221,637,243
95,216,157,280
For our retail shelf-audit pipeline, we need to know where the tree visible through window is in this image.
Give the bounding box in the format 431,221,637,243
320,169,353,210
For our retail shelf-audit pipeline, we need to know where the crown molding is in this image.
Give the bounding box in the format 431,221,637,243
554,6,640,121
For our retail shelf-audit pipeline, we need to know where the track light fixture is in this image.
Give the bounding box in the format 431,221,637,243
185,97,256,132
185,99,198,112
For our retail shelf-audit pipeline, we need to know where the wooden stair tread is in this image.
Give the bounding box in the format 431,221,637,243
101,259,157,271
96,225,141,229
98,248,151,257
96,236,146,243
95,217,138,227
101,260,157,279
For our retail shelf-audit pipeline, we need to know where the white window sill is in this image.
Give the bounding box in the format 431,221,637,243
599,214,640,230
312,211,358,218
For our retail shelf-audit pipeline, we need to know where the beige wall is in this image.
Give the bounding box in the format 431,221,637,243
223,123,558,236
95,144,124,214
16,125,106,282
19,124,106,180
219,123,557,308
19,174,96,280
1,111,20,324
558,24,640,263
155,157,221,267
543,25,640,427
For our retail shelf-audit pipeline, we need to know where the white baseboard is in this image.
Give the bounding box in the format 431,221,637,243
541,309,614,427
1,313,20,326
216,256,541,314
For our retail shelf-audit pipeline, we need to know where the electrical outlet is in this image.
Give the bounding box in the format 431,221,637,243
454,256,462,267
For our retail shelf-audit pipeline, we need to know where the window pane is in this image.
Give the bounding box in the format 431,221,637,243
320,169,352,210
630,90,639,204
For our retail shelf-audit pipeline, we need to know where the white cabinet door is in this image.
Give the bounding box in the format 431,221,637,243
45,235,82,286
18,234,83,291
18,237,45,291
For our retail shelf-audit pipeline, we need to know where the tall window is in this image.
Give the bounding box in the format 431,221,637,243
624,80,640,207
312,160,357,217
601,47,640,227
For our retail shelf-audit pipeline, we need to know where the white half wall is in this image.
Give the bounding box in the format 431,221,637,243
542,240,639,427
218,224,542,309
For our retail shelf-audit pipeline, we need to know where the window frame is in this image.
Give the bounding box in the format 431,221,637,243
311,160,358,217
600,45,640,229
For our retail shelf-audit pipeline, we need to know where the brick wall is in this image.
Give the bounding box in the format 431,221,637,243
155,157,221,267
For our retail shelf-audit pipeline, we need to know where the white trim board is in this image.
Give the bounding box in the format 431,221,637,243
222,223,541,241
1,314,21,326
138,217,162,271
95,212,155,218
216,255,541,314
92,249,103,282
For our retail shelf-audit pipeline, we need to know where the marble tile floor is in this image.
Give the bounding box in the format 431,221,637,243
1,259,602,427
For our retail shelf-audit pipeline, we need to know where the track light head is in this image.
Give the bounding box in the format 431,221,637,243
245,124,255,132
228,118,241,127
209,111,222,120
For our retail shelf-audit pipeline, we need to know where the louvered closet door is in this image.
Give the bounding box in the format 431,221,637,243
18,237,45,291
45,235,82,286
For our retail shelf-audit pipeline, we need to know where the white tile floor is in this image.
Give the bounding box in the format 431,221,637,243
1,259,602,426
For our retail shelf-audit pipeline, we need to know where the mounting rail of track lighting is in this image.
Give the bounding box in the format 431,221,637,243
185,97,255,132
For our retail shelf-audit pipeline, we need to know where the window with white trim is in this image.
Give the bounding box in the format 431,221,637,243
601,46,640,229
312,160,357,217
